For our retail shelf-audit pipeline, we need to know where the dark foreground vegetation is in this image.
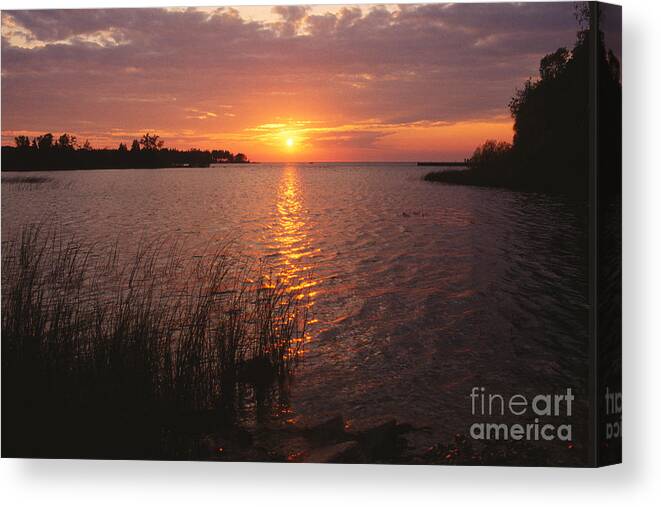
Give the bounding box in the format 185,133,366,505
425,4,621,197
1,226,306,459
1,132,249,171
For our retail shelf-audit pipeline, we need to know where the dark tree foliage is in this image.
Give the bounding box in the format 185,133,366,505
57,133,77,150
234,152,248,163
139,132,164,151
1,133,250,171
465,140,513,180
426,7,621,197
14,136,30,149
35,133,54,151
504,30,595,194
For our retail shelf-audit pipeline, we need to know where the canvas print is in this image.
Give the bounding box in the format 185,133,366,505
1,2,621,466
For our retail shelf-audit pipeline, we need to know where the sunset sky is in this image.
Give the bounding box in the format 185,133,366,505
1,3,580,162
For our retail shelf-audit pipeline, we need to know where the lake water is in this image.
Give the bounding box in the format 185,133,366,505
1,163,589,460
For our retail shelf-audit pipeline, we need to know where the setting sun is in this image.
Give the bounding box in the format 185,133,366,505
286,138,294,148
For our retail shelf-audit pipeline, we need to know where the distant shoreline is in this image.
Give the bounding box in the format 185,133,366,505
0,133,249,172
416,161,468,167
1,161,470,173
0,162,252,174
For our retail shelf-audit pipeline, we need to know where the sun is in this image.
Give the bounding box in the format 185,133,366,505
286,138,294,148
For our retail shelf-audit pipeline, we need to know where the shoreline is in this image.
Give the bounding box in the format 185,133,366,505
0,162,252,174
423,168,589,198
417,161,468,167
1,161,451,174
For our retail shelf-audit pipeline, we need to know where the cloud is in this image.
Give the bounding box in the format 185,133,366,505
1,3,581,160
271,5,310,36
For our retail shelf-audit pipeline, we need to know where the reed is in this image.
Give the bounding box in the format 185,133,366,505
1,225,309,458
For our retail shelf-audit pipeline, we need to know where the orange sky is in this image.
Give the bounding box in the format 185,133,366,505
1,3,580,161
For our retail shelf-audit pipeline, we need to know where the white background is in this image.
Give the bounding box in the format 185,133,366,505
0,0,659,505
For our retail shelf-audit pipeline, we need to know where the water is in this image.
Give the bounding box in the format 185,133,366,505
1,163,589,459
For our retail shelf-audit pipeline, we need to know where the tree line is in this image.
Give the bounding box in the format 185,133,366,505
425,4,621,197
2,132,249,171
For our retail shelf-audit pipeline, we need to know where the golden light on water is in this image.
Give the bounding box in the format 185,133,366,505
274,166,316,285
271,165,319,351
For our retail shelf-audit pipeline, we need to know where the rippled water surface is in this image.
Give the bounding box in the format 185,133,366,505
1,163,589,456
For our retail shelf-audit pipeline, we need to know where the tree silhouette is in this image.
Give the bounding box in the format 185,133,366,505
139,133,164,151
426,6,621,197
14,136,30,149
538,48,571,81
57,133,77,150
2,133,249,170
35,133,54,151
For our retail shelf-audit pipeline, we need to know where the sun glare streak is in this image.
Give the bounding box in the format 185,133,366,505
269,166,319,353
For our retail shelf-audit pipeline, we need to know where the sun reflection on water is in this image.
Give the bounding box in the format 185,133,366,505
271,165,320,344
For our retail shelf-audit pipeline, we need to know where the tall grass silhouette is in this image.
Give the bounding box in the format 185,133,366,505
2,225,309,458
